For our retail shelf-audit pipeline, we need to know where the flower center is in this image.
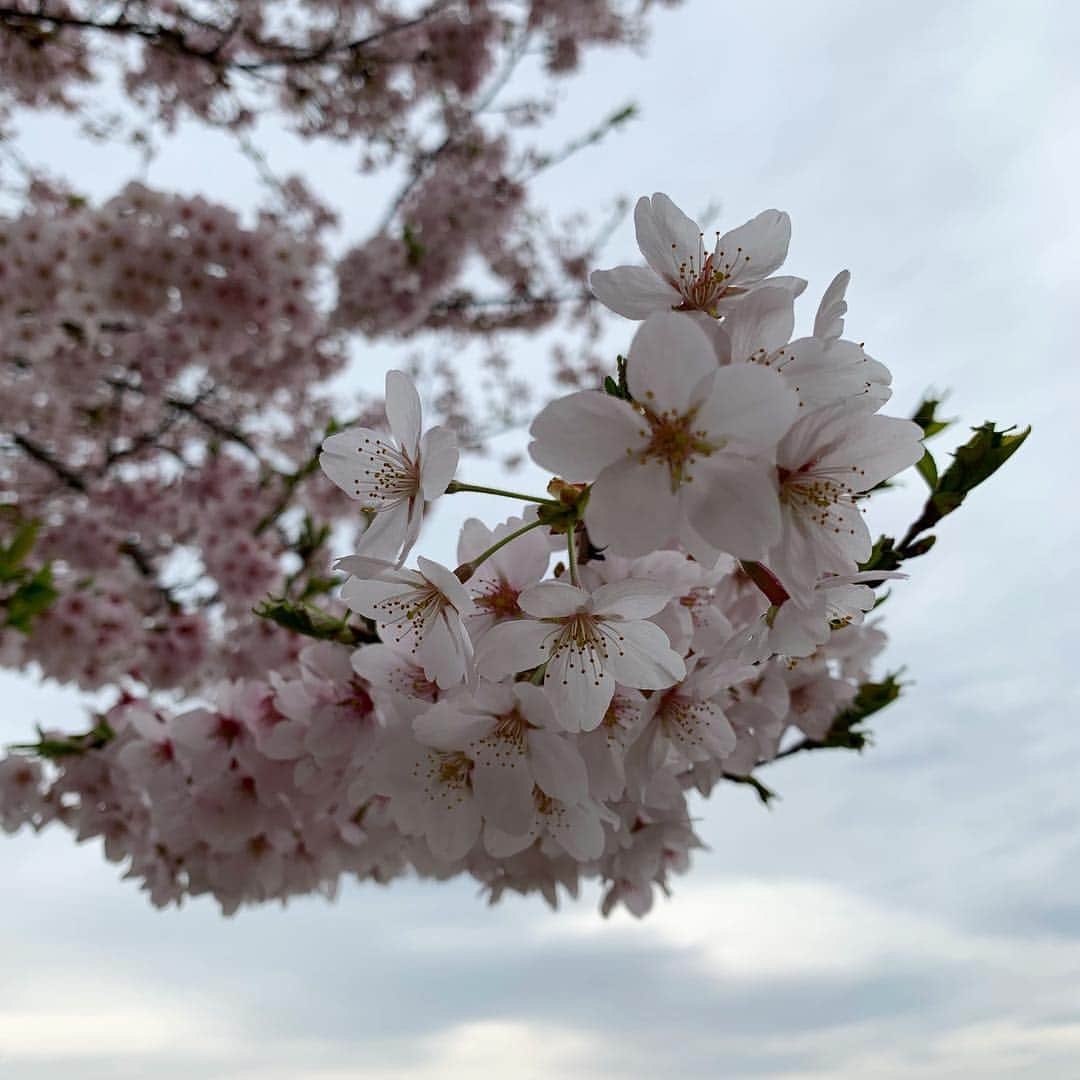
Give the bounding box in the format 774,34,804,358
473,578,521,619
778,461,864,534
633,404,717,490
430,751,472,795
350,435,420,512
547,613,626,687
670,231,751,315
370,582,448,655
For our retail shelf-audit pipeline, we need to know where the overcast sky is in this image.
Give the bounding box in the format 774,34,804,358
3,1,1079,1077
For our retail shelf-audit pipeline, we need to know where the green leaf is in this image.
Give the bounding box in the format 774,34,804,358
931,422,1030,518
254,596,377,646
915,448,938,490
8,718,115,760
858,535,901,574
910,395,955,440
299,574,344,601
0,519,39,581
5,566,58,632
824,672,904,750
602,355,631,401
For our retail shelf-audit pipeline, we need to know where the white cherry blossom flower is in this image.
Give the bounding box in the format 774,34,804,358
627,657,738,790
413,681,588,838
578,688,646,803
371,730,480,863
711,283,892,412
456,512,551,641
768,403,924,596
475,578,685,733
483,788,616,863
350,641,438,724
339,556,476,689
320,370,459,566
741,570,905,663
529,312,798,560
590,193,801,319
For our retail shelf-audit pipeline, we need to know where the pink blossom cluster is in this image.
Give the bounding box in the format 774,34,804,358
334,129,527,337
0,182,347,690
2,194,929,916
0,2,672,137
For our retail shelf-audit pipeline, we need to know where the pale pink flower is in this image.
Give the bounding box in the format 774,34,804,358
529,312,798,560
475,578,684,732
628,657,737,785
590,193,800,319
456,512,551,640
413,681,588,837
349,641,439,723
371,731,481,863
340,556,476,689
769,403,924,596
712,279,892,411
320,370,458,566
741,571,904,662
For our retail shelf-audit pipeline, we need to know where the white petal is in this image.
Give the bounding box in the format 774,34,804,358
510,683,558,732
412,700,492,751
470,739,534,837
544,648,614,733
627,312,717,416
528,391,644,480
340,576,406,618
636,193,702,280
418,426,459,500
417,556,475,615
716,209,791,288
424,796,480,863
685,456,782,559
604,619,685,690
334,553,399,578
354,500,410,561
817,414,924,490
555,804,607,861
384,369,422,454
484,818,538,859
585,458,678,557
699,362,798,447
528,730,589,805
416,611,471,689
517,580,587,618
591,579,673,620
814,270,851,340
320,425,383,459
456,517,492,564
589,265,680,320
474,619,553,679
724,285,795,361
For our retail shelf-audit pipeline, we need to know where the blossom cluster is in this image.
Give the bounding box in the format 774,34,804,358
3,194,931,916
0,2,667,137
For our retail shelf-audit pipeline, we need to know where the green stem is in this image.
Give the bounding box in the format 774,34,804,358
445,479,559,505
455,518,548,582
566,525,580,587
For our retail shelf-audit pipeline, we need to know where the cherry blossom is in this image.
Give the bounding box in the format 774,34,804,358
769,404,924,595
320,370,458,567
590,192,801,319
413,681,588,838
475,579,685,732
529,312,798,560
0,174,1020,921
340,557,476,689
